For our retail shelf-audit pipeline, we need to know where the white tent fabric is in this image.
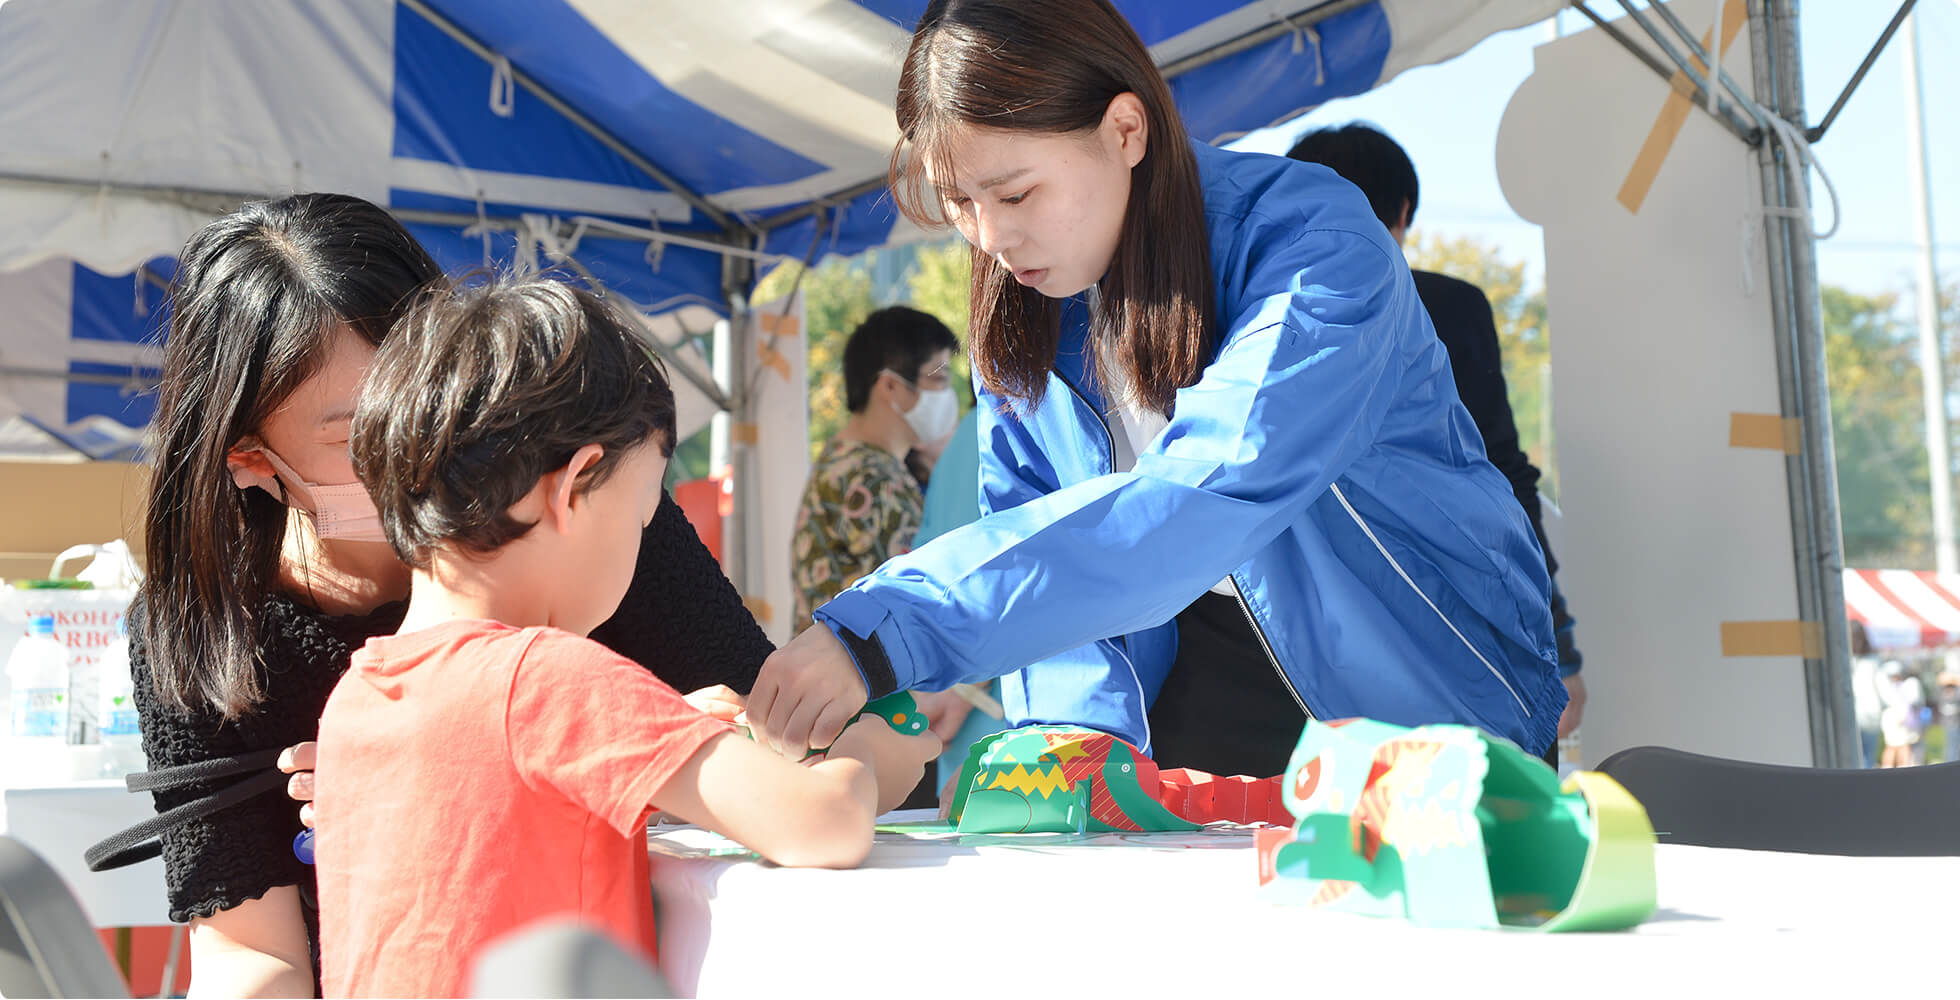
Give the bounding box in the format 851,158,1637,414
0,0,1565,605
0,0,1566,309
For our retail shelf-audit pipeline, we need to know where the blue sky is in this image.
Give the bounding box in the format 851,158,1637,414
1231,4,1960,306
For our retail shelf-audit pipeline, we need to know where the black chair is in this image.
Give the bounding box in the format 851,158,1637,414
0,835,131,998
1596,745,1960,856
469,918,671,998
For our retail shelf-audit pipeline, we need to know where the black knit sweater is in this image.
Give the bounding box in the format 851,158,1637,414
129,490,772,924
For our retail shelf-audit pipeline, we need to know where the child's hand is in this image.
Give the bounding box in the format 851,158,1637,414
683,684,746,724
825,715,942,814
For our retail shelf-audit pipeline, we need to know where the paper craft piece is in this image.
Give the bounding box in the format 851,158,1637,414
1155,769,1292,827
1260,718,1657,932
948,726,1200,834
736,691,926,755
859,691,928,736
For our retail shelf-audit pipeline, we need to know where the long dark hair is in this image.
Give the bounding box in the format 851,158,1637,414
891,0,1215,414
141,194,442,718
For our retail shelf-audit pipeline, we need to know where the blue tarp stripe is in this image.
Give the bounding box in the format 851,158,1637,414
405,1,828,199
66,361,160,428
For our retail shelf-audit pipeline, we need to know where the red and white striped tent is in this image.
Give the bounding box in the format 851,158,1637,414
1841,569,1960,651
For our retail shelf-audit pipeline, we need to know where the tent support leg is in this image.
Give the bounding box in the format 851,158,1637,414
1748,0,1857,768
721,251,759,599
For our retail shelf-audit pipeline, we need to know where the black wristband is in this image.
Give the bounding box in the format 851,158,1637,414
834,625,898,699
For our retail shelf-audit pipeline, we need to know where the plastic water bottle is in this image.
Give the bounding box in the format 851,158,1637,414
97,618,146,778
6,614,70,782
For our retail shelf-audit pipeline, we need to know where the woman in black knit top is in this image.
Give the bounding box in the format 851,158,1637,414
131,193,772,997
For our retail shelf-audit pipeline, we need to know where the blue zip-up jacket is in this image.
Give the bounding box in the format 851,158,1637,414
817,142,1566,756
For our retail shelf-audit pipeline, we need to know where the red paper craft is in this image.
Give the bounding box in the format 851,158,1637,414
1156,769,1293,826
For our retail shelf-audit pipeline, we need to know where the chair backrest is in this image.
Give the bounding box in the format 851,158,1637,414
469,918,670,999
1595,746,1960,856
0,835,131,998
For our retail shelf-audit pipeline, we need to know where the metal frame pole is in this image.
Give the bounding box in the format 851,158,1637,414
1747,0,1857,767
721,251,759,596
1901,11,1954,574
1608,0,1760,142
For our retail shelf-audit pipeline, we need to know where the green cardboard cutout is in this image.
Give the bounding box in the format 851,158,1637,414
737,691,927,757
1260,718,1657,931
948,726,1200,834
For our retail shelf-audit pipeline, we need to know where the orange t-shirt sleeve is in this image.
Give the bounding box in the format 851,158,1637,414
504,629,729,837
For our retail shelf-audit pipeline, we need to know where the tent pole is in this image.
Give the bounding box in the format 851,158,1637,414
1638,0,1774,135
0,171,768,260
1807,0,1918,143
1607,0,1759,142
1570,3,1680,83
721,250,759,599
0,366,156,390
1747,0,1856,768
395,0,751,237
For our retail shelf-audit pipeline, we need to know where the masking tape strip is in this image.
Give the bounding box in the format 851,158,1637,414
1720,619,1823,658
758,312,801,337
1616,0,1747,215
757,341,792,381
1729,413,1802,454
729,422,759,445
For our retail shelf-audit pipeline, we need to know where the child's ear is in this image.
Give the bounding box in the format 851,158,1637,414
541,444,607,534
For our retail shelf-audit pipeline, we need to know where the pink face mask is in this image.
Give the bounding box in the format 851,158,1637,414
232,444,387,543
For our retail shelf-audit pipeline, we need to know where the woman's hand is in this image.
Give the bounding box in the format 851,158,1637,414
1557,674,1587,740
748,625,869,757
683,684,747,723
276,742,316,829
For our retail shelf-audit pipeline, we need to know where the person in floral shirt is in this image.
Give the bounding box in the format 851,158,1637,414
794,306,960,630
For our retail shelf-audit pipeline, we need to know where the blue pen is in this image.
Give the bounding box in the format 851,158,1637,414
293,828,315,865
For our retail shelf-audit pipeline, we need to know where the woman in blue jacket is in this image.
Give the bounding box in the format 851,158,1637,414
752,0,1565,775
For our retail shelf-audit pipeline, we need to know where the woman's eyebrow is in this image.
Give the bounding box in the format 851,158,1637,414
977,168,1030,189
318,407,356,425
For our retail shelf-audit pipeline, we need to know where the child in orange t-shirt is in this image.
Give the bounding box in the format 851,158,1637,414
314,277,939,998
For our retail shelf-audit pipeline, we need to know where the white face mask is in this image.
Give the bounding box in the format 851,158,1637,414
887,369,959,444
232,444,388,543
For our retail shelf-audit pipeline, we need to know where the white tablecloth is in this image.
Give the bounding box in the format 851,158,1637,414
650,814,1954,997
0,777,169,928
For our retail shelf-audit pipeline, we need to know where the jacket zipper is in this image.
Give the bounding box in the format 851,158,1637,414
1057,373,1316,723
1226,577,1315,721
1327,482,1531,717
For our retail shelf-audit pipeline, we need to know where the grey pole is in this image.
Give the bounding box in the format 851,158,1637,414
1748,0,1857,767
721,251,759,600
1901,12,1954,573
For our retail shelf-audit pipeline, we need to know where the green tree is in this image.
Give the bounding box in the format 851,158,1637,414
906,240,975,406
1831,285,1932,568
1403,232,1557,501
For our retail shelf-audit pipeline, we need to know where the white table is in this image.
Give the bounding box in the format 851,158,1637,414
0,776,170,928
650,815,1958,997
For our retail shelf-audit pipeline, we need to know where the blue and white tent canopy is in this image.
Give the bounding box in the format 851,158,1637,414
0,0,1562,453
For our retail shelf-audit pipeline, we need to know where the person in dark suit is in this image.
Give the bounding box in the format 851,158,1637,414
1288,123,1587,742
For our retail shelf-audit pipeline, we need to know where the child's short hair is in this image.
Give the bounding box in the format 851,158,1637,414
352,276,675,568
